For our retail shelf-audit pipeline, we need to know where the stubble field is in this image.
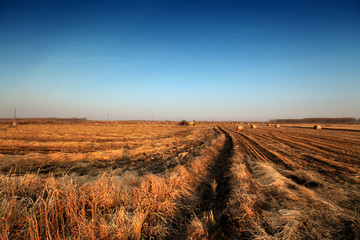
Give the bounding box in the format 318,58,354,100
0,121,359,239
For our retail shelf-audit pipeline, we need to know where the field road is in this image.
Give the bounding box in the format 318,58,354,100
195,128,234,239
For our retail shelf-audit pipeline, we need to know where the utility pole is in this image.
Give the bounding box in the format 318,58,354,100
13,108,17,126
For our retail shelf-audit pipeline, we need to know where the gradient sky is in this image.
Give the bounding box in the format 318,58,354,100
1,0,359,121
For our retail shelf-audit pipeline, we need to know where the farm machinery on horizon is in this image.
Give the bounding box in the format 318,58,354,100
178,120,196,126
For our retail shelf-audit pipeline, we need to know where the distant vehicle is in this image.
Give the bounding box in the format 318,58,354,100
178,120,196,126
189,120,196,126
178,120,189,126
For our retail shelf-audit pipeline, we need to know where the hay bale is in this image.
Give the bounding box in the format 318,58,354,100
275,124,280,128
251,124,257,129
314,125,322,130
237,125,243,131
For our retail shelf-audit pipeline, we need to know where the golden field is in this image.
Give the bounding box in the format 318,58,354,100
0,121,359,239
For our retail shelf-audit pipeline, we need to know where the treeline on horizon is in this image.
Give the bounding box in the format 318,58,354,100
270,117,359,124
0,117,88,123
1,117,359,124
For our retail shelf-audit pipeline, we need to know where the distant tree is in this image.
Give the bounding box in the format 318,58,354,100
269,118,357,124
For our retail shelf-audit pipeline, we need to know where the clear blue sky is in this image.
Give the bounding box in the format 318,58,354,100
1,0,359,121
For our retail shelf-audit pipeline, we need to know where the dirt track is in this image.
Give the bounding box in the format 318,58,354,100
196,127,233,238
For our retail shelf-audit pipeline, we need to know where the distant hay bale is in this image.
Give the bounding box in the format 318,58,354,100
237,125,243,131
275,124,280,128
251,124,257,129
12,122,17,126
314,125,322,130
266,123,271,126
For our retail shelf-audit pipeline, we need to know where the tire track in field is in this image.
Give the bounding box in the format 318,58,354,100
169,127,233,239
275,131,360,161
228,129,266,160
230,126,360,219
244,128,357,174
222,126,360,239
244,129,304,161
268,130,358,174
223,126,360,201
198,127,234,239
273,128,360,162
235,127,359,187
234,128,331,178
225,127,315,189
175,127,234,240
224,127,294,170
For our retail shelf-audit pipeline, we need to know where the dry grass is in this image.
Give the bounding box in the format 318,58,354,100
224,123,360,240
228,153,267,238
1,121,360,239
0,165,189,239
0,123,226,239
228,155,360,240
0,123,216,177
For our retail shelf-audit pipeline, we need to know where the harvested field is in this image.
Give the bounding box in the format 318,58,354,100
0,123,216,178
0,122,359,239
222,124,360,239
281,123,360,131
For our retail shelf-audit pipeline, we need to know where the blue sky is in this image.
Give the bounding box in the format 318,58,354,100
0,0,359,121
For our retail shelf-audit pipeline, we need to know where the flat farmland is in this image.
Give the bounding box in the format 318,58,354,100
0,122,359,239
280,123,360,131
0,122,216,178
222,124,360,239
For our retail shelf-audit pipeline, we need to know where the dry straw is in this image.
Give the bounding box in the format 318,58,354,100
314,125,322,130
237,126,243,131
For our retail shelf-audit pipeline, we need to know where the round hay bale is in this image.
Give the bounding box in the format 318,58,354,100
237,125,243,131
266,123,271,126
251,124,257,129
314,125,322,130
275,124,280,128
